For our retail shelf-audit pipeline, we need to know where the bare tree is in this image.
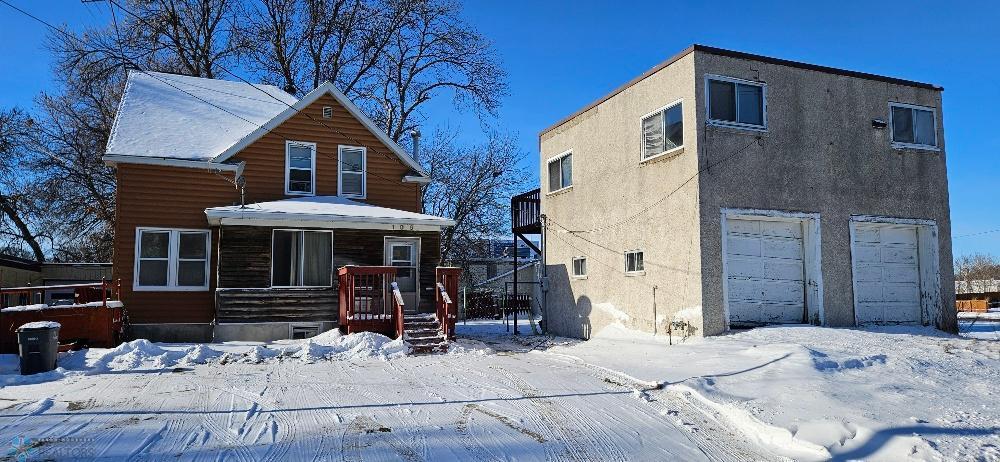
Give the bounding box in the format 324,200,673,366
955,253,1000,293
0,108,46,262
421,129,529,265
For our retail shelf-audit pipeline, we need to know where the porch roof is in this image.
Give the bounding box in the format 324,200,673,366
204,196,455,230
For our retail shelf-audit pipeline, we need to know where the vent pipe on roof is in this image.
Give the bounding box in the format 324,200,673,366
409,128,421,162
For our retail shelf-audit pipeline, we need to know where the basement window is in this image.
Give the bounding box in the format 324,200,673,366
572,256,587,278
134,228,210,290
624,250,644,275
641,101,683,160
290,323,321,339
707,75,766,130
286,141,316,195
547,150,573,193
890,103,937,149
271,230,333,287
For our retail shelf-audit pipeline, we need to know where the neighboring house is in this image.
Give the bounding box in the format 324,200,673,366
463,236,540,286
0,255,112,305
104,71,454,342
539,44,955,338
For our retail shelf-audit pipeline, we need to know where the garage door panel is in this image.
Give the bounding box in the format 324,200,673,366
760,220,803,239
727,256,763,278
728,301,762,324
881,246,917,264
883,264,919,283
854,227,880,243
763,259,804,281
727,218,760,235
883,303,921,323
727,236,761,257
884,283,920,303
727,279,762,301
853,245,881,264
761,237,803,260
855,282,883,303
760,280,805,303
879,227,918,245
854,265,883,282
856,303,884,323
762,303,804,324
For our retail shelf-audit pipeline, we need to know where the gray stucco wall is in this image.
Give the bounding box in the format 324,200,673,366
693,51,956,335
539,53,705,339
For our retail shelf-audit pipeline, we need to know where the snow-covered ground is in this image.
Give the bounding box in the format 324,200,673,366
0,320,996,461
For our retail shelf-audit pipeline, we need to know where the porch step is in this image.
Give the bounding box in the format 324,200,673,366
403,314,448,354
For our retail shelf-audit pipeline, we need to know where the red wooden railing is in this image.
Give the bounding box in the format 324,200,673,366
391,282,405,340
0,279,124,353
436,267,461,340
337,266,404,338
0,279,121,309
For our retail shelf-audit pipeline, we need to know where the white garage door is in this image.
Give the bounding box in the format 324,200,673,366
725,218,806,326
852,224,921,324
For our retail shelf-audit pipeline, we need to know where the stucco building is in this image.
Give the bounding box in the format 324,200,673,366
539,45,955,338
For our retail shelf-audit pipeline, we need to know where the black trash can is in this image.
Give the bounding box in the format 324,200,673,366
16,321,61,375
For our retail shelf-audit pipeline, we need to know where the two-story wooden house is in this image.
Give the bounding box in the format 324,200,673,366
104,71,455,343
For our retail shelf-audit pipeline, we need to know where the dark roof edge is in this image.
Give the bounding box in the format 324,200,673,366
0,254,41,272
539,44,942,137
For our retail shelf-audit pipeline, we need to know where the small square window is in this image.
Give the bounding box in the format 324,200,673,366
547,151,572,193
642,101,683,159
890,103,937,149
707,76,766,129
572,257,587,277
625,250,644,274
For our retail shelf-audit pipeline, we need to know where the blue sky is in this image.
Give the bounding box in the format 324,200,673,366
1,0,997,257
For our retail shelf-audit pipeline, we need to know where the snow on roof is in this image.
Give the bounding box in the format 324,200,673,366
205,196,455,228
106,71,298,161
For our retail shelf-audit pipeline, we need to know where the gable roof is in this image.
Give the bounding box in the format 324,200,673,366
212,81,428,177
106,71,298,161
105,72,429,179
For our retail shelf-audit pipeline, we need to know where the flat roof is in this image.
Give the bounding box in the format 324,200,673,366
540,44,942,137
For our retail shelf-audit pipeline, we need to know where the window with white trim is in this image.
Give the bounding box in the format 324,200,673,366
338,145,366,198
642,101,683,159
547,151,572,193
271,230,333,287
572,256,587,277
707,76,766,129
135,228,210,290
890,103,937,149
625,250,644,274
286,141,316,195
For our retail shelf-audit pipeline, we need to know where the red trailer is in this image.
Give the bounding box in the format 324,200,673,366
0,280,125,353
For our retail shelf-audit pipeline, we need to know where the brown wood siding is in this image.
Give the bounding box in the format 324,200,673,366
114,93,424,323
234,93,421,212
112,164,239,324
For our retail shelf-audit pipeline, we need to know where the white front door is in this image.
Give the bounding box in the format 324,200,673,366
851,223,921,324
385,238,420,313
724,217,807,326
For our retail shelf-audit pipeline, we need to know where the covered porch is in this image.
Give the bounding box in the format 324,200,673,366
205,196,457,342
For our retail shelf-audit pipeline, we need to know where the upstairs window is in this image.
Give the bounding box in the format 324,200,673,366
642,101,683,159
890,103,937,149
625,250,644,274
572,256,587,277
271,230,332,287
338,145,366,198
286,141,316,195
135,228,210,290
547,151,573,193
707,76,766,129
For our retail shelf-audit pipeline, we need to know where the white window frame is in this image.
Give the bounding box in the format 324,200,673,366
571,256,587,279
888,102,939,151
640,98,685,162
133,227,211,291
285,140,317,196
269,229,335,288
624,249,645,275
705,74,768,131
546,150,573,194
338,145,367,199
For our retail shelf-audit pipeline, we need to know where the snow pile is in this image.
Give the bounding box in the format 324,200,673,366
547,325,1000,461
288,330,409,362
17,321,61,330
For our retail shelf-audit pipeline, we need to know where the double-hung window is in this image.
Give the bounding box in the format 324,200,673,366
889,103,937,149
572,256,587,278
271,230,333,287
547,151,572,193
338,145,366,198
641,101,683,160
135,228,210,290
286,141,316,195
707,76,766,130
625,250,644,274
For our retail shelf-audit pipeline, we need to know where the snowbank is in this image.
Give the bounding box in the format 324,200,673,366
546,325,1000,461
17,321,61,330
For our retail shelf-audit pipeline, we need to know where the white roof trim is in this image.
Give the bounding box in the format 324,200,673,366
103,154,244,174
212,81,430,178
403,175,432,184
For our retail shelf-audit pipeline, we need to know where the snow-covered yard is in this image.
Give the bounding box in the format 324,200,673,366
0,321,996,461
